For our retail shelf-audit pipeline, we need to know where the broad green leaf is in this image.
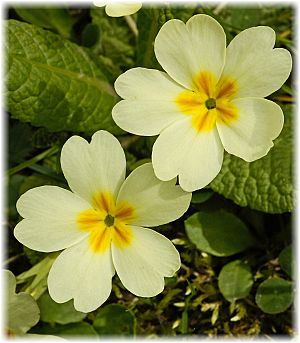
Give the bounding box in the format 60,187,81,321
191,190,214,204
255,278,293,314
5,270,40,335
184,210,255,256
5,20,120,134
279,245,293,278
93,304,136,336
14,7,73,38
218,260,253,303
210,105,293,214
37,291,86,325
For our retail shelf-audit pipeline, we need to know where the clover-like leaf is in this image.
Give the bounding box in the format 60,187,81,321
218,260,253,303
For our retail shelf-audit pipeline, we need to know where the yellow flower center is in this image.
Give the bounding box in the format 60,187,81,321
77,192,135,253
176,71,239,132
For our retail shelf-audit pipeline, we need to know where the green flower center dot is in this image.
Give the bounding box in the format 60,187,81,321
104,214,115,227
205,98,217,110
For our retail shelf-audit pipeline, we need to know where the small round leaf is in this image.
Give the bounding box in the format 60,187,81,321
184,210,255,256
218,260,253,302
255,278,293,314
279,245,293,278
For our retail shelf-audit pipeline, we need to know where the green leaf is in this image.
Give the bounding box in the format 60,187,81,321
93,304,136,336
37,291,86,325
255,278,293,314
5,19,120,134
184,210,255,256
210,105,293,213
14,7,73,38
224,7,264,30
191,189,214,204
279,245,293,278
16,253,59,300
136,8,161,68
9,120,33,166
218,260,253,303
31,322,99,337
5,270,40,335
90,8,135,75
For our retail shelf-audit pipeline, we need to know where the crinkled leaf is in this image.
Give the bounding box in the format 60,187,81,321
5,19,120,134
210,105,293,214
38,291,86,325
255,278,293,314
218,260,253,302
14,7,74,38
184,210,255,256
93,304,136,336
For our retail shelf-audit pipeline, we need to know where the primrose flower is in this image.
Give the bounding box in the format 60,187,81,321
14,131,191,313
112,14,292,192
93,1,142,17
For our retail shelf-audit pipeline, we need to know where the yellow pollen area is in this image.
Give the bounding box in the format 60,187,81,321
176,71,239,132
77,192,135,253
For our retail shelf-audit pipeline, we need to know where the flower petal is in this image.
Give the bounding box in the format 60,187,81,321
113,68,185,135
112,226,180,297
105,3,142,17
154,14,226,89
61,130,126,204
222,26,292,98
14,186,90,252
48,238,114,313
217,98,284,162
152,118,224,192
116,163,191,227
179,129,224,192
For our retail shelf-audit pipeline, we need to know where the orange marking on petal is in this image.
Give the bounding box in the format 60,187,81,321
77,209,105,231
115,203,136,222
193,71,217,97
89,226,112,253
176,71,239,132
216,78,237,99
112,222,133,249
77,192,136,253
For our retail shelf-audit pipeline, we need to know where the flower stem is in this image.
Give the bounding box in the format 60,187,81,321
124,15,138,37
7,145,60,177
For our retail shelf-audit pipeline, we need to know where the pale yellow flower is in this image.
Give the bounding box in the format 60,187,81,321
14,131,191,312
93,1,142,17
112,14,292,192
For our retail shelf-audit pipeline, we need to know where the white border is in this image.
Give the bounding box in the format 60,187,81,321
1,0,298,342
